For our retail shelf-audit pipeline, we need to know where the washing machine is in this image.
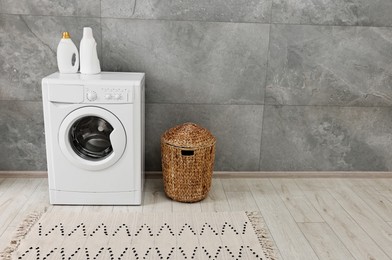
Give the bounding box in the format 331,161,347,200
42,72,145,205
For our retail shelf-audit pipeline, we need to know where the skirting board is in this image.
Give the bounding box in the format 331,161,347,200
0,171,391,178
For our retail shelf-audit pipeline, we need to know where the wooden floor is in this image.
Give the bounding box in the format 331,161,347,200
0,177,392,260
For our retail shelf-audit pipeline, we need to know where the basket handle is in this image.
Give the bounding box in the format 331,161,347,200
181,150,194,156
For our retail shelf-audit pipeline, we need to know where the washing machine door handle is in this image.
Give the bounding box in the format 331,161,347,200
109,128,127,156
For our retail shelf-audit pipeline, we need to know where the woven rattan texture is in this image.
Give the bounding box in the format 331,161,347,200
161,123,216,202
161,122,216,148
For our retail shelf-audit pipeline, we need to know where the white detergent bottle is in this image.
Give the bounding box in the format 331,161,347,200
57,32,79,73
80,27,101,74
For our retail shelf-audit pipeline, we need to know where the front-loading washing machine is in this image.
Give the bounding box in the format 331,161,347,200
42,72,145,205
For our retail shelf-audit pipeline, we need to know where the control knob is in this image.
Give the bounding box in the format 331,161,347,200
105,94,112,100
86,91,97,101
113,94,121,100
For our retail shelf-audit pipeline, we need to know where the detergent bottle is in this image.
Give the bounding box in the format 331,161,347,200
79,27,101,74
57,32,79,73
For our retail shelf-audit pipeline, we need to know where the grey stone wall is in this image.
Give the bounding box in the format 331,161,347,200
1,0,392,171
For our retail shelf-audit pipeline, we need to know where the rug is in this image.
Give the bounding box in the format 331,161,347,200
1,210,277,260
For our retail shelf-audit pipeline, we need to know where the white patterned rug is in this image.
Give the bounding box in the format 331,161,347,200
1,210,277,260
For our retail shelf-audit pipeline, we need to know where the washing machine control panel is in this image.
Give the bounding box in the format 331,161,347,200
84,86,133,103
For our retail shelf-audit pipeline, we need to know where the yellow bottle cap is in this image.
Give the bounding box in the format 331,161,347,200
62,32,70,39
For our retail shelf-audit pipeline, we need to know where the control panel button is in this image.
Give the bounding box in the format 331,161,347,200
113,94,121,100
105,94,112,100
86,91,97,101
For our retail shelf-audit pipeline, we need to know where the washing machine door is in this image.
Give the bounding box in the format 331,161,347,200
59,106,126,171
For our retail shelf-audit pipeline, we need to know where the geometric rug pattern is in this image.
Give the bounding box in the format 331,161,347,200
1,211,277,260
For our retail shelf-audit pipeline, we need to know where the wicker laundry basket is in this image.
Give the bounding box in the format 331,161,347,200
161,122,216,202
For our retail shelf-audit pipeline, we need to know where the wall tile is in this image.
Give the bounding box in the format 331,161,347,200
0,0,100,17
102,19,269,105
145,104,263,171
260,105,392,171
101,0,272,23
266,25,392,106
0,101,46,170
2,1,392,173
0,14,101,101
271,0,392,26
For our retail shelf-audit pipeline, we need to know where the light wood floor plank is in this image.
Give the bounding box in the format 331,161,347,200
298,223,355,260
0,178,6,189
328,181,392,258
142,191,172,212
270,179,323,223
0,178,41,236
9,178,51,227
349,181,392,222
294,178,343,192
2,177,392,259
342,178,374,188
297,180,390,260
144,178,164,192
366,179,392,192
225,191,258,211
221,178,250,192
382,190,392,205
0,178,17,197
200,179,231,212
248,179,318,260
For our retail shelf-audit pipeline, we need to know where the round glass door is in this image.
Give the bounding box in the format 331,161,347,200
59,106,127,171
69,116,114,160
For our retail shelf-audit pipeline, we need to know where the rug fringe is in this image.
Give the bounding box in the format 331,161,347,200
0,208,46,260
246,211,278,260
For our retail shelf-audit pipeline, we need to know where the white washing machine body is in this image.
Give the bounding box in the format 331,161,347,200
42,72,145,205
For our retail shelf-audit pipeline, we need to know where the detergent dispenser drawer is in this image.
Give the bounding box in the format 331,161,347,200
49,84,83,103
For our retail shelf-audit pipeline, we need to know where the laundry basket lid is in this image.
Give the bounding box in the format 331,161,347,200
161,122,216,148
